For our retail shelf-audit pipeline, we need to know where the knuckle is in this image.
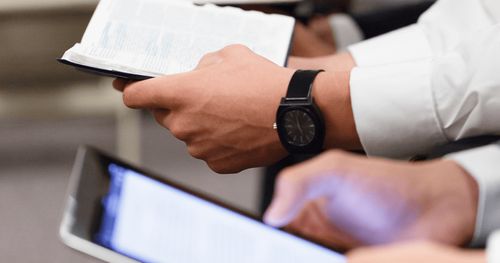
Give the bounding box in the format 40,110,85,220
169,122,190,141
187,145,205,160
207,161,239,174
200,51,217,62
222,44,250,54
207,161,225,174
197,52,223,69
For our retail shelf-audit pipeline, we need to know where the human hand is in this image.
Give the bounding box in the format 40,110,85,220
291,22,336,57
308,16,336,46
348,241,485,263
263,150,478,250
114,45,294,173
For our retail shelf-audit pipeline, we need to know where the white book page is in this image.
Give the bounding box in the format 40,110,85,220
63,0,294,77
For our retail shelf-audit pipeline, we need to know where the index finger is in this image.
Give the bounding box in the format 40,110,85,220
263,152,350,227
112,78,130,92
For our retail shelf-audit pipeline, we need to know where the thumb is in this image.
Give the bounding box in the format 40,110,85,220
263,169,343,227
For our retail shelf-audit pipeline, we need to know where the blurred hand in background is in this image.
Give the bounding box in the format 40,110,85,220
291,22,336,57
264,150,478,250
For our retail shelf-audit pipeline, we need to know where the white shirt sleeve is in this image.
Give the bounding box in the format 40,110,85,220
446,143,500,246
348,25,431,67
347,0,500,158
349,0,497,67
488,230,500,263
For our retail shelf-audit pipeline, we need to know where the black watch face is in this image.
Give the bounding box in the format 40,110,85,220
282,109,316,147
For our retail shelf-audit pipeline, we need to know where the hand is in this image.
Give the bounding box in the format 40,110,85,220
308,16,336,47
291,22,336,57
263,150,479,250
348,241,485,263
115,45,360,173
115,45,294,173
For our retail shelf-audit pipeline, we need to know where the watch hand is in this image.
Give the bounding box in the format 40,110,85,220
296,115,303,134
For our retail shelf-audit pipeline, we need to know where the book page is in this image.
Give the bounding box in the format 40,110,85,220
63,0,294,77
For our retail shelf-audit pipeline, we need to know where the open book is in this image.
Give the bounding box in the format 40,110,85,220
59,0,295,80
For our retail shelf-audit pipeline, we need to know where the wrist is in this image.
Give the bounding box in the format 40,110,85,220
270,68,297,156
312,70,361,150
286,53,361,150
275,69,327,154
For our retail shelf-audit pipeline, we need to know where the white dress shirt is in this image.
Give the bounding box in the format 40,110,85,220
348,0,500,158
488,230,500,263
350,0,430,13
346,0,500,246
328,0,432,50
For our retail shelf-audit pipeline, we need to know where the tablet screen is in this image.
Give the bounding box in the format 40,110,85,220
95,163,345,263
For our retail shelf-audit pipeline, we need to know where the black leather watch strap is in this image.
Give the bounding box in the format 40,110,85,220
286,70,324,99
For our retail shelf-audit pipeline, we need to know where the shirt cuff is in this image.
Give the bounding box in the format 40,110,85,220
350,59,448,158
488,230,500,263
348,24,431,67
446,144,500,247
328,14,364,51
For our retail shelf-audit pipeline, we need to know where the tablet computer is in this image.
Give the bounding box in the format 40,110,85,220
59,146,346,263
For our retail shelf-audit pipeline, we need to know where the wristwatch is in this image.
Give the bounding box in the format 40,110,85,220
274,69,325,154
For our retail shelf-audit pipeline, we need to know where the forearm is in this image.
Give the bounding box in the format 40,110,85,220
314,69,361,150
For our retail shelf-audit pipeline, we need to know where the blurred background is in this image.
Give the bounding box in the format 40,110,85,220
0,0,429,262
0,1,261,262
